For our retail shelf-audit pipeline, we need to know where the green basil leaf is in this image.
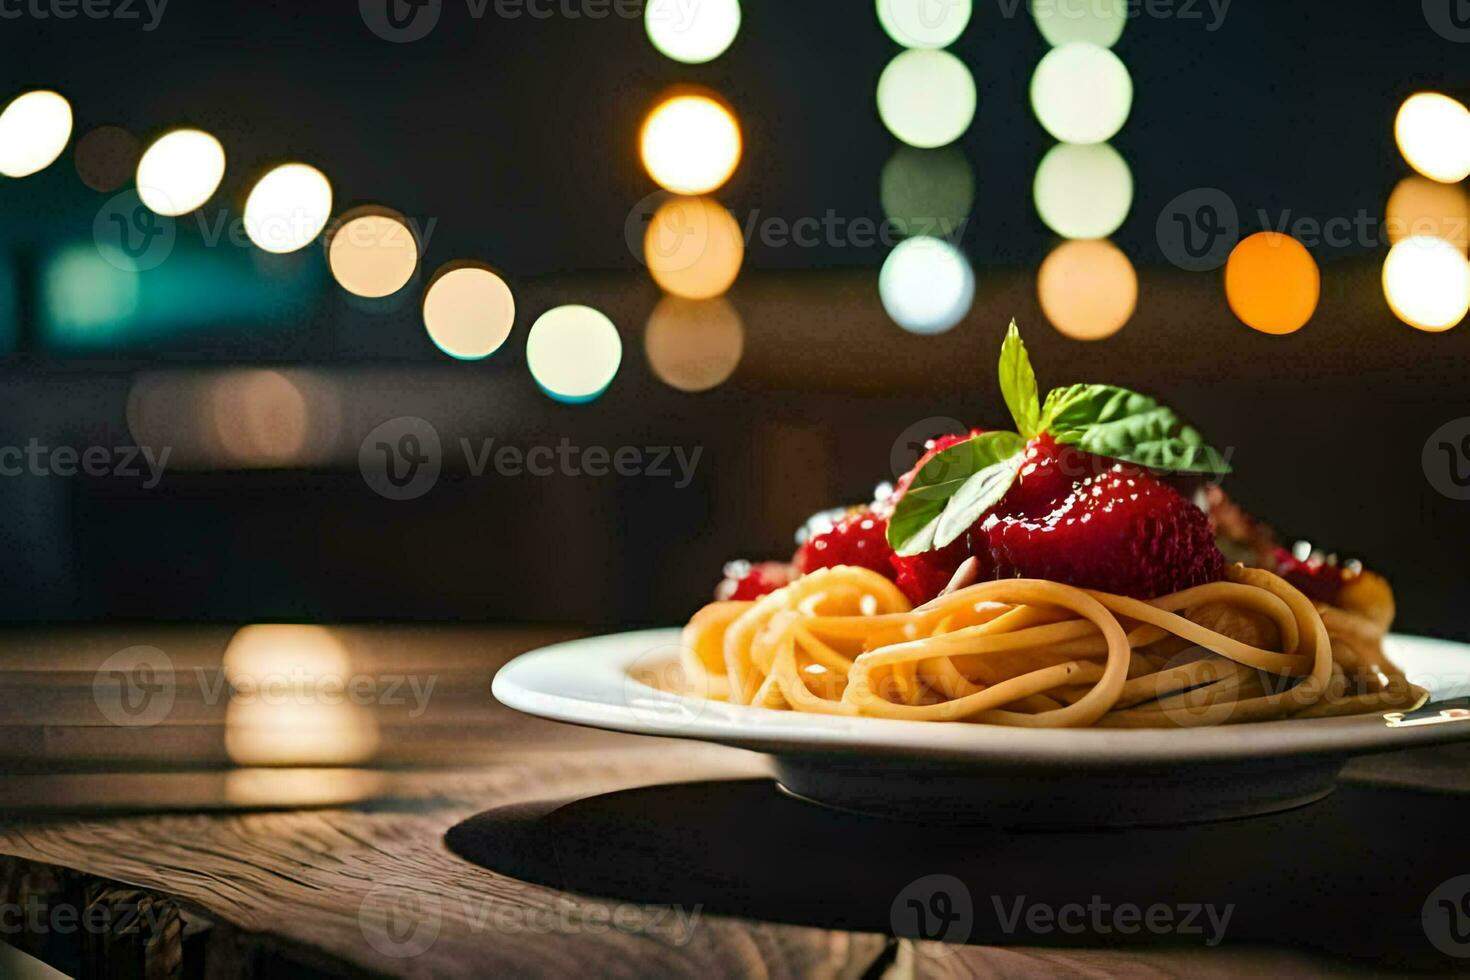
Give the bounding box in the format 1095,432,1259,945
888,431,1025,557
999,320,1041,439
1041,384,1232,475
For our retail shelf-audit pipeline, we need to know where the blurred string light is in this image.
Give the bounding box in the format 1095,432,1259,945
645,296,744,392
0,90,73,178
876,49,976,149
878,236,975,335
645,0,741,64
1395,92,1470,184
880,146,974,236
326,207,419,298
877,0,972,48
136,128,226,216
421,263,516,360
640,93,742,195
526,305,623,402
127,369,341,469
243,163,333,254
1038,239,1137,340
1223,232,1319,335
1033,0,1126,47
1383,236,1470,332
1030,42,1132,145
1033,142,1132,239
644,195,744,299
74,125,140,192
1385,176,1470,250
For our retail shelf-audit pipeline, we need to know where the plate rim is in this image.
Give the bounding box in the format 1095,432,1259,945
492,628,1470,767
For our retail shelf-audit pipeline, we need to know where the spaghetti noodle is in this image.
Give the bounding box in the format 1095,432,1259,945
680,564,1424,728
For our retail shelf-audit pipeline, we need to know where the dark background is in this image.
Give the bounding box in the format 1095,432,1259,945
1,0,1468,637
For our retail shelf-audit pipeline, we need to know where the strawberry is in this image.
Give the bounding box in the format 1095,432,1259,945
1270,545,1347,604
716,561,794,601
1003,432,1113,517
982,463,1225,599
793,509,895,578
882,428,988,515
891,537,984,606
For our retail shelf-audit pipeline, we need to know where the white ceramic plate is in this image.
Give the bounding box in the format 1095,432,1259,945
493,630,1470,827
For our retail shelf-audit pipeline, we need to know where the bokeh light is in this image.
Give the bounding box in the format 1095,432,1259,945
244,163,333,254
1395,92,1470,184
422,264,516,360
645,196,744,299
526,305,624,402
1033,0,1126,47
1224,232,1320,335
880,146,975,237
645,0,740,63
1030,42,1132,145
327,208,419,298
0,90,73,178
877,0,972,49
1385,176,1470,250
1038,239,1137,341
876,49,977,149
879,236,975,335
1033,142,1132,239
136,129,226,216
645,296,744,392
640,94,742,195
1383,236,1470,333
211,369,311,466
74,125,140,192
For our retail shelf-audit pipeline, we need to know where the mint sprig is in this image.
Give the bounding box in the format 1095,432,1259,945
886,322,1231,556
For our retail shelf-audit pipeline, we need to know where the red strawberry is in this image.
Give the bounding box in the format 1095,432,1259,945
1271,546,1346,604
891,537,985,606
982,463,1225,599
716,561,794,601
793,509,895,578
1004,433,1113,517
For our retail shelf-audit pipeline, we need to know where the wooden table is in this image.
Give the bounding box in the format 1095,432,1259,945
0,626,1463,978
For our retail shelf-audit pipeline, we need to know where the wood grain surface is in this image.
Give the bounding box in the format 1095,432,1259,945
0,626,1464,978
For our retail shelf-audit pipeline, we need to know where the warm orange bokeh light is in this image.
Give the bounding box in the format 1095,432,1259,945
1224,232,1319,335
1037,239,1137,341
1385,176,1470,250
644,296,745,392
640,93,742,195
644,196,744,299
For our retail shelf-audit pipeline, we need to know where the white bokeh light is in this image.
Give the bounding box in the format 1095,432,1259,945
645,0,740,63
1033,0,1126,48
423,265,516,361
136,129,226,216
0,90,73,178
1033,142,1133,239
877,49,977,149
877,0,972,49
879,237,975,335
244,164,334,254
1383,236,1470,333
526,305,624,402
1395,93,1470,184
1030,42,1132,145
